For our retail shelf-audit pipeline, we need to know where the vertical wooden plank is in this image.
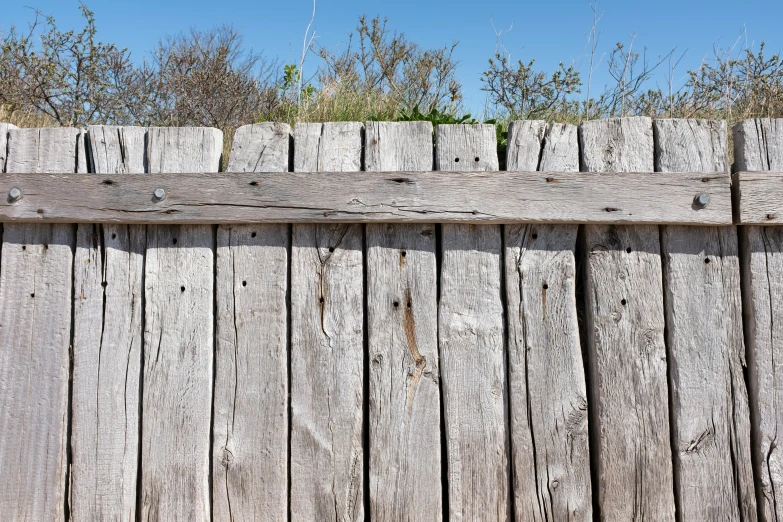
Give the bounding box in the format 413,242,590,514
580,116,676,521
734,118,783,522
505,122,592,522
436,124,509,521
290,122,365,522
71,126,147,521
141,127,222,522
213,123,290,521
656,118,757,521
0,123,16,168
365,121,441,522
0,127,81,521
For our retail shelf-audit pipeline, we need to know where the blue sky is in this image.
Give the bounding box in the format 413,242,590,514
3,0,782,116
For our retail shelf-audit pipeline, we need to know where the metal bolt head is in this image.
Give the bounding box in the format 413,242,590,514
694,193,710,208
8,187,22,202
153,188,166,201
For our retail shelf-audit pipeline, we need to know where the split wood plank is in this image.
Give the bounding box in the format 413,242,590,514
0,123,17,167
290,122,365,522
0,170,732,225
656,118,757,521
0,127,81,521
580,116,676,521
436,124,510,521
505,121,592,522
71,125,147,521
140,127,222,522
365,121,442,522
213,123,291,521
734,118,783,521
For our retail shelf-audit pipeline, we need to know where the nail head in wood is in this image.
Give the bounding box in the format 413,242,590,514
153,188,167,201
8,187,22,202
694,193,710,208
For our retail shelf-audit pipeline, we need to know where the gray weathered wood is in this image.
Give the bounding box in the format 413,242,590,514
580,116,676,521
437,124,510,521
290,122,365,522
0,169,731,225
735,118,783,521
213,123,290,521
140,127,222,521
505,122,592,522
0,127,80,521
505,120,546,171
735,170,783,224
71,125,147,521
0,123,16,168
365,121,442,522
656,118,757,521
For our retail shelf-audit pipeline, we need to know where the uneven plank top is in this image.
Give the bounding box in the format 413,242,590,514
0,170,731,224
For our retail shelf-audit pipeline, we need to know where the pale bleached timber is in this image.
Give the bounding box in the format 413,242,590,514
290,122,365,522
436,124,510,521
505,120,546,170
0,123,16,167
505,122,592,522
71,126,147,521
213,123,290,521
0,127,80,521
580,116,676,521
365,121,442,522
140,127,222,521
656,118,756,521
0,169,732,225
735,118,783,521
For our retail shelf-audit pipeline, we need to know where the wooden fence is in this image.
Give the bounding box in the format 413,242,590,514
0,117,781,521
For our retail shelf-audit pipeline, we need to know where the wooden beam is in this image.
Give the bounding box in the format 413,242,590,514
735,170,783,224
0,170,731,225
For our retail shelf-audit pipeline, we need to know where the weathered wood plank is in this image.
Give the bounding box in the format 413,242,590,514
71,125,147,521
735,170,783,224
0,127,81,521
0,169,731,225
140,127,222,521
505,120,546,171
505,122,592,522
0,123,16,167
734,118,783,521
213,123,290,521
656,118,757,521
580,116,676,521
290,122,365,522
437,124,510,521
365,121,442,522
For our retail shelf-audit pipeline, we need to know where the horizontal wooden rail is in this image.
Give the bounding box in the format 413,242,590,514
0,170,732,224
735,171,783,223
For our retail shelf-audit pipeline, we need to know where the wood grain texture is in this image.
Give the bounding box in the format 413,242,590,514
506,120,546,171
0,123,17,168
140,127,222,522
213,123,290,521
505,122,592,522
736,171,783,223
580,116,676,521
0,169,732,225
0,127,80,521
365,121,442,522
735,118,783,521
436,124,510,521
656,118,757,521
71,126,147,522
290,122,365,522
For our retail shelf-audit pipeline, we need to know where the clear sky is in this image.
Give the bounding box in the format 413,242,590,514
3,0,782,116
